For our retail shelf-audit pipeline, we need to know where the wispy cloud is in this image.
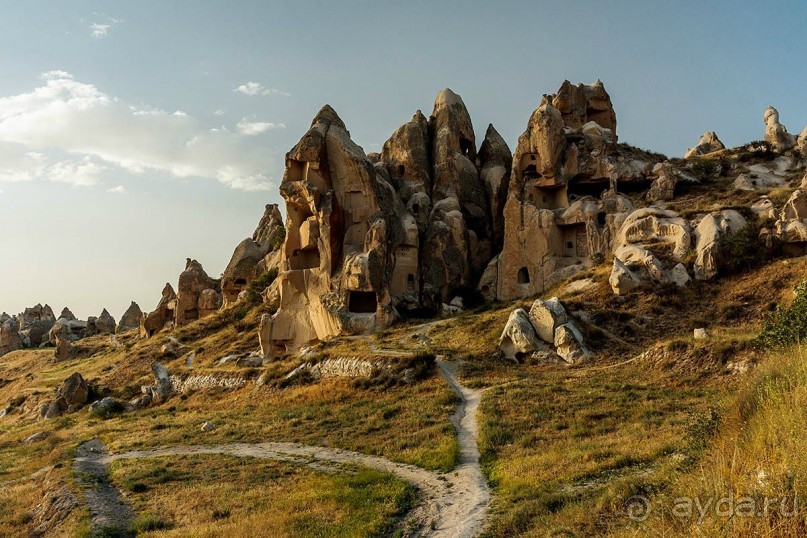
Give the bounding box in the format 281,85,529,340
106,185,127,194
0,71,279,191
236,120,286,136
90,16,121,38
234,81,290,97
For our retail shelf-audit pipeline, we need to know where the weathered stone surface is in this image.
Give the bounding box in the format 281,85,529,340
221,204,284,307
498,308,542,360
684,131,725,158
609,257,641,295
764,106,796,151
59,308,76,321
140,283,177,338
478,124,512,250
614,207,691,262
95,308,116,334
49,319,72,360
694,210,747,280
45,372,88,418
751,197,776,220
780,190,807,221
647,162,698,202
554,323,589,364
0,315,22,356
18,304,56,347
528,297,569,343
117,302,143,333
552,80,617,134
175,259,220,326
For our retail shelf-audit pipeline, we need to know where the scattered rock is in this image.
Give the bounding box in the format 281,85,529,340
498,308,543,361
684,131,725,158
201,421,217,432
23,431,49,444
693,328,708,339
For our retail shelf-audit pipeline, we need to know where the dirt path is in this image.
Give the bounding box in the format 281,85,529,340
72,358,491,537
73,439,135,536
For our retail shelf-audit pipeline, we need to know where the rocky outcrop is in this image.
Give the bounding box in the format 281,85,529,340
609,258,641,295
18,304,56,347
498,308,543,361
484,80,659,302
49,319,72,360
478,124,512,251
764,106,796,152
174,259,221,326
94,309,117,334
499,298,588,364
43,373,88,418
693,210,747,280
117,302,143,333
221,204,284,307
0,314,23,356
773,190,807,254
140,283,177,338
684,131,725,158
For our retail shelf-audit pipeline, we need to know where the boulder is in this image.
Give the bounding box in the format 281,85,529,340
609,258,642,295
684,131,725,158
693,328,708,339
751,197,776,220
780,190,807,221
668,263,692,287
117,302,143,333
693,210,747,280
554,323,589,364
88,397,125,417
45,372,89,417
201,421,217,432
528,297,569,343
498,308,543,360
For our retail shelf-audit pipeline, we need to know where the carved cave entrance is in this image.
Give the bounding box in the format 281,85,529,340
348,291,378,314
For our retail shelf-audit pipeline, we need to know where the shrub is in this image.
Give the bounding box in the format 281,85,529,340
721,222,773,275
246,268,278,304
131,514,172,533
689,158,718,179
757,281,807,348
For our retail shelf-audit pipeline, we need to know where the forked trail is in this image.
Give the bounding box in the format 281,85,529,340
73,357,491,537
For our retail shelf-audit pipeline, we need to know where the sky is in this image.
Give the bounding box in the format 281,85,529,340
0,0,805,320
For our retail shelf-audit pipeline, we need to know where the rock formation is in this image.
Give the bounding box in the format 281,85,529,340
0,314,23,356
764,106,796,151
43,372,88,418
18,304,56,347
94,309,117,334
693,210,747,280
174,259,221,327
684,131,725,158
140,283,177,338
773,190,807,254
117,302,143,333
49,319,72,360
480,80,662,302
499,298,588,364
220,204,284,307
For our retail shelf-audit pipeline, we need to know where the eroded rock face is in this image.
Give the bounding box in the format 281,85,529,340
140,283,177,338
221,204,285,307
764,106,796,151
18,304,56,347
498,308,542,360
773,190,807,254
49,319,72,360
486,80,660,301
684,131,725,158
174,259,220,327
44,373,88,418
0,315,23,356
693,210,747,280
95,309,116,334
117,302,143,333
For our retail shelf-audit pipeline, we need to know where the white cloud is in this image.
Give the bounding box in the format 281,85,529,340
0,71,277,191
235,81,290,97
90,16,121,38
213,109,226,116
106,185,127,194
46,158,104,187
236,120,286,136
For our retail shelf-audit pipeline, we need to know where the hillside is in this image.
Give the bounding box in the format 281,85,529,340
2,80,807,537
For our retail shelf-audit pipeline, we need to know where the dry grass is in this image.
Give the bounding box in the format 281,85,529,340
107,454,416,537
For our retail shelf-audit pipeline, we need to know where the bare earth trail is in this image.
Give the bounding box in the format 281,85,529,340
72,355,491,537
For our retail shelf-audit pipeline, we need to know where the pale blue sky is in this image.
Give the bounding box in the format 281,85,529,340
0,1,805,319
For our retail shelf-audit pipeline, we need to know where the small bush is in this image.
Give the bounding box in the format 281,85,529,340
689,158,718,179
757,281,807,348
721,222,774,275
131,514,172,533
246,268,278,304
